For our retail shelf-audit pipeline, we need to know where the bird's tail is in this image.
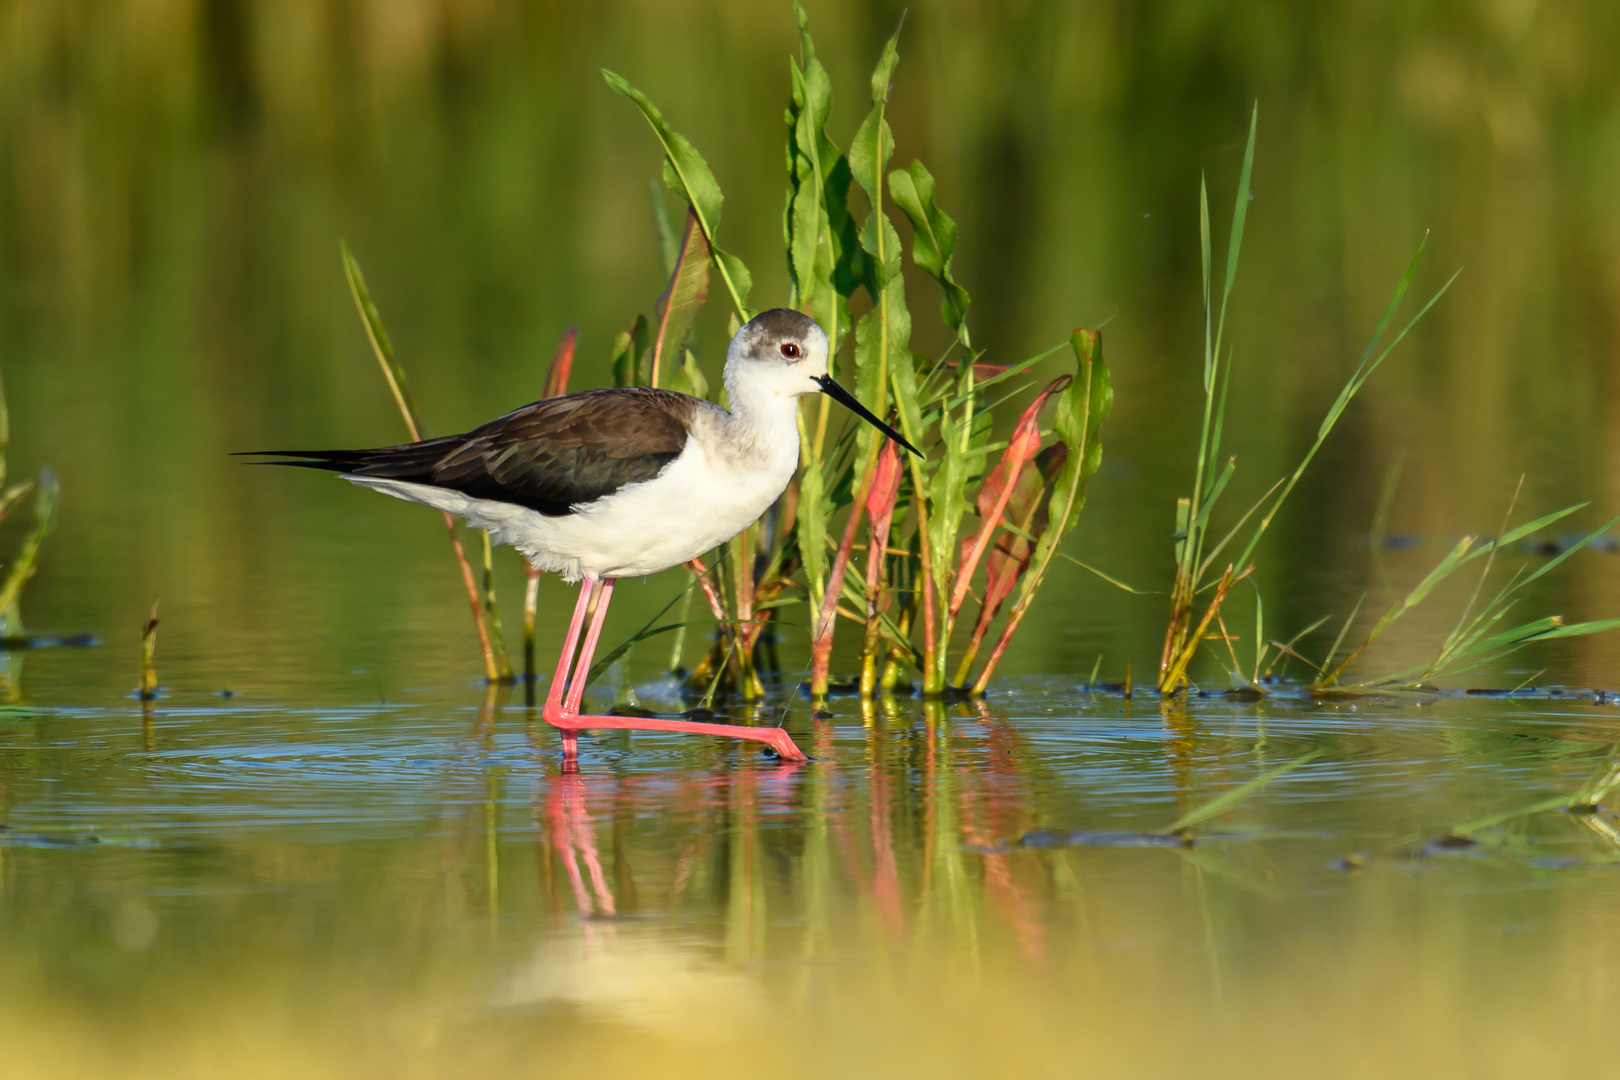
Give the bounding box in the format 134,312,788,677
233,440,453,478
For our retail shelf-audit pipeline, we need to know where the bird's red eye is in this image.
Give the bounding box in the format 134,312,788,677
780,342,801,359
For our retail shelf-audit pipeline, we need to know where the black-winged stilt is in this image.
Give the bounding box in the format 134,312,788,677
247,308,918,763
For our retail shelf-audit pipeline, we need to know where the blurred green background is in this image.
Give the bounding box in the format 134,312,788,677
5,0,1620,697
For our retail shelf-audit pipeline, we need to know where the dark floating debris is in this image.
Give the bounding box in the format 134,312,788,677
1019,828,1192,850
1528,533,1620,557
1420,832,1479,856
0,633,97,651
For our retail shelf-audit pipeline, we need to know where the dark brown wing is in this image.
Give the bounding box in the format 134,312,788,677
244,387,697,516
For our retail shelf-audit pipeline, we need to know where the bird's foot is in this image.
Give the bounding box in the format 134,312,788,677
541,707,808,762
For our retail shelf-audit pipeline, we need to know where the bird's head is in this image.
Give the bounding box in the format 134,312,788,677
726,308,832,392
726,308,919,456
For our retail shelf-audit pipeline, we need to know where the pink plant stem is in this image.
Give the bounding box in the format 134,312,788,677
970,603,1024,698
950,464,1027,621
443,514,501,682
810,468,873,693
686,557,728,622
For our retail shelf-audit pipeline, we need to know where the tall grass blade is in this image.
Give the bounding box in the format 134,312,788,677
341,241,424,439
340,242,503,682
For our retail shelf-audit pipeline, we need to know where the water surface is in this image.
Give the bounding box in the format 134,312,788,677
5,676,1620,1077
6,3,1620,1075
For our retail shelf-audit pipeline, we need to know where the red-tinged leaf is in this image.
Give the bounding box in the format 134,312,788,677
650,208,711,389
950,375,1072,619
860,440,904,692
943,361,1011,379
864,438,903,532
981,444,1066,612
544,328,578,398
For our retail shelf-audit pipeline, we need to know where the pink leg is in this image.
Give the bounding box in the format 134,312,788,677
540,577,808,763
565,578,615,715
545,578,597,760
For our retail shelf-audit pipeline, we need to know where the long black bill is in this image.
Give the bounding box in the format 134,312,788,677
812,374,922,457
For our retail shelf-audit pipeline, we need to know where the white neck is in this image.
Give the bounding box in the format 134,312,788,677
723,365,800,435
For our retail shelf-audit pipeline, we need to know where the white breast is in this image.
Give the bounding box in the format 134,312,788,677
344,412,800,582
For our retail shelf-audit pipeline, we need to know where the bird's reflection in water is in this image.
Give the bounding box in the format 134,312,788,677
502,766,771,1041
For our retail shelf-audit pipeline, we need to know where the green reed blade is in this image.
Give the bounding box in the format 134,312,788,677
1192,457,1236,536
1056,553,1148,594
1464,505,1585,564
1212,104,1258,377
341,241,423,440
1193,477,1284,583
786,3,861,357
341,242,503,682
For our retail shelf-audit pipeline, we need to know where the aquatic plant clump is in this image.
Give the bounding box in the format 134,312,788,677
598,5,1111,701
1152,112,1620,697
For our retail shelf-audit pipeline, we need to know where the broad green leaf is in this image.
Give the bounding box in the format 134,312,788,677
610,329,637,388
602,68,754,318
889,160,970,344
848,21,901,214
665,348,709,401
867,21,902,105
1043,330,1112,542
